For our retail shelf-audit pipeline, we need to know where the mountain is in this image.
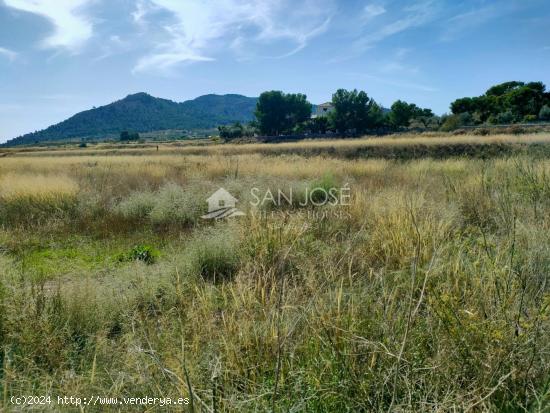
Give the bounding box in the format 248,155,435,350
5,92,258,146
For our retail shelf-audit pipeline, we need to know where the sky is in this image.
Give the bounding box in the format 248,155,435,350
1,0,549,142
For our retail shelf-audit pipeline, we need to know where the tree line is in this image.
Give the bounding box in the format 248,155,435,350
219,81,550,139
448,81,550,127
220,89,434,139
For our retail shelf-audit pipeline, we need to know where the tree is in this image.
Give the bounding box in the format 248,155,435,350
495,110,515,124
450,97,477,115
450,81,549,124
306,116,330,134
389,100,431,127
120,131,139,141
539,105,550,120
218,122,244,140
254,91,312,135
329,89,382,134
218,122,256,140
285,93,312,130
389,100,434,128
485,81,525,97
505,85,546,119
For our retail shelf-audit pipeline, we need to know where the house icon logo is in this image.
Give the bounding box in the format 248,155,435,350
201,188,246,220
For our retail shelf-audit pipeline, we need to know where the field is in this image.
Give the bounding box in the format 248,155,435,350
0,134,549,411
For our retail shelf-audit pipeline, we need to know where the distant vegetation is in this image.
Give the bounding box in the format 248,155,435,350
119,131,140,142
4,93,257,146
217,122,255,140
254,91,312,135
4,81,550,146
448,81,550,128
221,81,550,141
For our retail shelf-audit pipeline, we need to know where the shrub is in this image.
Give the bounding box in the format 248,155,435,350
120,131,139,141
114,191,156,220
186,229,240,282
539,105,550,120
473,128,490,136
505,125,526,135
496,110,515,124
149,183,203,226
113,183,205,226
458,112,473,126
218,122,256,140
523,114,537,123
309,172,338,204
440,115,461,131
118,244,159,264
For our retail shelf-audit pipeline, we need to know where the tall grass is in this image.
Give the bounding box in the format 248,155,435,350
0,140,549,411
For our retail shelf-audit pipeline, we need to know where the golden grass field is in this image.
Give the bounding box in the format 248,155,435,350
2,132,550,158
0,134,549,411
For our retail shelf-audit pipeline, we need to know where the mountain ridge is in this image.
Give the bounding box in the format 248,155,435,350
5,92,258,146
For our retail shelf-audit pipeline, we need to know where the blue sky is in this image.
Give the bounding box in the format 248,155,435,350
1,0,549,141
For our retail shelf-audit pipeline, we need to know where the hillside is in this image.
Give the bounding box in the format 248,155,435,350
5,93,258,146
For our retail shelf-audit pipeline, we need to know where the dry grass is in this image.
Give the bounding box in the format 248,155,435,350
0,173,78,200
0,136,549,411
5,132,550,158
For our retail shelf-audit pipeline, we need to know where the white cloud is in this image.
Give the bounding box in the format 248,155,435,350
132,0,155,25
441,6,499,42
0,46,17,61
363,4,386,19
354,0,438,51
133,0,334,74
3,0,94,52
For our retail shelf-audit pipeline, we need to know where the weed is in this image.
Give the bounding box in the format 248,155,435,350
118,244,159,264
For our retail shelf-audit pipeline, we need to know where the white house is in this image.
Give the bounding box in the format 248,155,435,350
312,102,334,119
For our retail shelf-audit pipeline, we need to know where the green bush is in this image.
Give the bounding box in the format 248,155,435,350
496,110,515,124
120,131,139,141
458,112,473,126
114,191,156,220
539,105,550,120
440,115,461,131
118,244,159,264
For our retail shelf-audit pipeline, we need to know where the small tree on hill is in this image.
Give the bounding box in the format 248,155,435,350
120,131,139,141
